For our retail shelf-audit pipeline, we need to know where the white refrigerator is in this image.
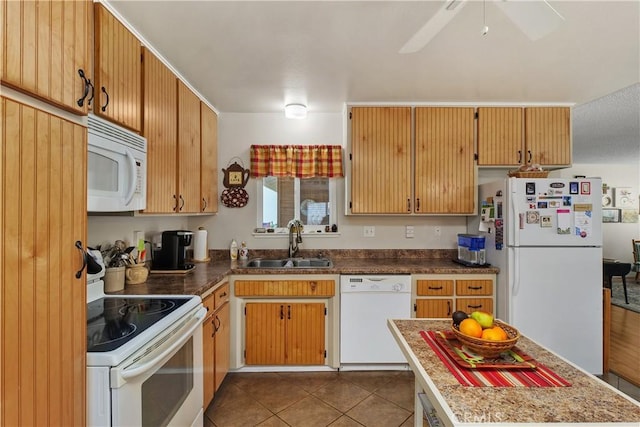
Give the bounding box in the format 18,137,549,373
468,177,602,374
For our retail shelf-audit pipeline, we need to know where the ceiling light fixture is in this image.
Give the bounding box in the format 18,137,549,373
285,103,307,119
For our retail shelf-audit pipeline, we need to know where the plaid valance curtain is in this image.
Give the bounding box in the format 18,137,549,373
250,145,344,178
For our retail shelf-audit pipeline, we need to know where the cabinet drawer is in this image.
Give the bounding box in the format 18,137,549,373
214,282,230,309
456,298,493,314
202,294,215,320
235,280,335,297
415,299,453,318
416,280,454,296
456,280,493,296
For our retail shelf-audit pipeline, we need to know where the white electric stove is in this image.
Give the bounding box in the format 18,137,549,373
86,250,205,427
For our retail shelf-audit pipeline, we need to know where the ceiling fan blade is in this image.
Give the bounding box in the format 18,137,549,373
494,0,565,41
399,0,468,54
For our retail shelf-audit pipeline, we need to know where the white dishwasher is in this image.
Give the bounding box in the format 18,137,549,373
340,275,411,368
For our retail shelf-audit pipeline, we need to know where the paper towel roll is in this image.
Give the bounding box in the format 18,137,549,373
193,229,209,261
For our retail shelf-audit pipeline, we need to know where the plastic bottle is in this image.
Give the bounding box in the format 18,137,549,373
239,241,249,260
230,239,238,260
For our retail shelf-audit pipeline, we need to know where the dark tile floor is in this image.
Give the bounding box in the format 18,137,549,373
205,370,640,426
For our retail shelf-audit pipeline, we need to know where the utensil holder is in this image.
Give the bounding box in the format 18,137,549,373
104,266,125,292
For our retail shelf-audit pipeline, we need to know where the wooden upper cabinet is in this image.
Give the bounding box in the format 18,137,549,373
350,107,412,214
524,107,571,166
200,102,218,213
93,3,141,132
2,0,92,114
477,106,571,167
477,107,523,166
2,97,87,427
177,80,202,213
141,47,178,214
414,107,476,214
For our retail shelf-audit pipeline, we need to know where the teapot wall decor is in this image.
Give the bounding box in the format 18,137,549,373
221,159,250,208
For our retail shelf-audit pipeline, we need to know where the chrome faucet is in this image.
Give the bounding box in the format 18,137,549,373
287,219,303,258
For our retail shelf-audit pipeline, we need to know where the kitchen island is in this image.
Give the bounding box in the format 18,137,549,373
388,319,640,426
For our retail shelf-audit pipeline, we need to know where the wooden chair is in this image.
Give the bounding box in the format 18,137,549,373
633,239,640,283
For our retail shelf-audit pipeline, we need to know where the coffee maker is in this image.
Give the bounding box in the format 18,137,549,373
153,230,194,270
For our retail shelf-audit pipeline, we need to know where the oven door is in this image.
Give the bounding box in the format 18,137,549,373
110,307,206,427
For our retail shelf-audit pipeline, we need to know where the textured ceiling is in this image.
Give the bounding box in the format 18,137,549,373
106,0,640,165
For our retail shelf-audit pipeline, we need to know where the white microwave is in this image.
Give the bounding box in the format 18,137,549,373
87,114,147,212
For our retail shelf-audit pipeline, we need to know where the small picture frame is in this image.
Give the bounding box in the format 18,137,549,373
569,182,579,194
540,215,552,228
580,182,591,195
602,208,620,223
526,182,536,195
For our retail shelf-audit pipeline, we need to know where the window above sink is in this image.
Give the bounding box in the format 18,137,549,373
254,177,339,236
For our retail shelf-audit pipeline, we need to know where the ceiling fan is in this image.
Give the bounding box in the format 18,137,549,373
399,0,565,54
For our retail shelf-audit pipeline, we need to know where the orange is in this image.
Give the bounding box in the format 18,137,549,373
459,318,483,338
492,326,508,341
481,327,505,341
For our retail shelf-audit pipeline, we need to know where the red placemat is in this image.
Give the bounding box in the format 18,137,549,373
420,331,571,387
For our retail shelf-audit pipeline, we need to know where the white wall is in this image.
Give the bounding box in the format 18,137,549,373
553,164,640,263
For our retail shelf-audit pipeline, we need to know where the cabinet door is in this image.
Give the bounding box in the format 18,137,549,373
141,47,178,213
415,299,453,318
2,0,91,114
200,102,218,213
202,309,215,408
350,107,411,213
2,97,86,426
456,298,493,315
177,81,201,213
93,3,141,131
245,303,286,365
524,107,571,166
414,107,475,214
476,107,523,166
286,303,325,365
214,303,230,391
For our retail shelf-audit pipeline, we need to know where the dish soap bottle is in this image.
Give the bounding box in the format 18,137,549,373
239,241,249,260
230,239,238,260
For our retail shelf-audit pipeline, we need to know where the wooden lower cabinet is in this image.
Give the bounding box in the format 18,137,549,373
414,275,495,318
415,299,453,318
214,303,230,390
245,302,325,365
202,294,215,408
202,284,230,408
1,97,87,426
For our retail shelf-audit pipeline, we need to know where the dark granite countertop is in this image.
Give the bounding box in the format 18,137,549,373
390,319,640,425
112,249,499,297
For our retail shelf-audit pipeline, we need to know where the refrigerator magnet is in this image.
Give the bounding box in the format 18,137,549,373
562,196,572,206
537,201,548,209
569,182,579,194
580,182,591,195
526,211,540,224
540,215,552,227
526,182,536,195
557,209,571,234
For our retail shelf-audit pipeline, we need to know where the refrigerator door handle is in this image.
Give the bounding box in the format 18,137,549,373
510,183,520,247
512,247,520,298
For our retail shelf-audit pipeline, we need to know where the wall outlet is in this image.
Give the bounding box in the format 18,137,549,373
405,225,414,239
434,226,441,237
363,226,375,237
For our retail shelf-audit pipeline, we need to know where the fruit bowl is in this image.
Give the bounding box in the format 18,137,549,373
451,320,520,358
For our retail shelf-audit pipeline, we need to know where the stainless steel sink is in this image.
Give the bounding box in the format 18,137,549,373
244,257,333,268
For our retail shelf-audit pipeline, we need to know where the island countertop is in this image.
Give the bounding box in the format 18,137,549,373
388,319,640,426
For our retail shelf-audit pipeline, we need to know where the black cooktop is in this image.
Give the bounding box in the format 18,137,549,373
87,297,189,352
